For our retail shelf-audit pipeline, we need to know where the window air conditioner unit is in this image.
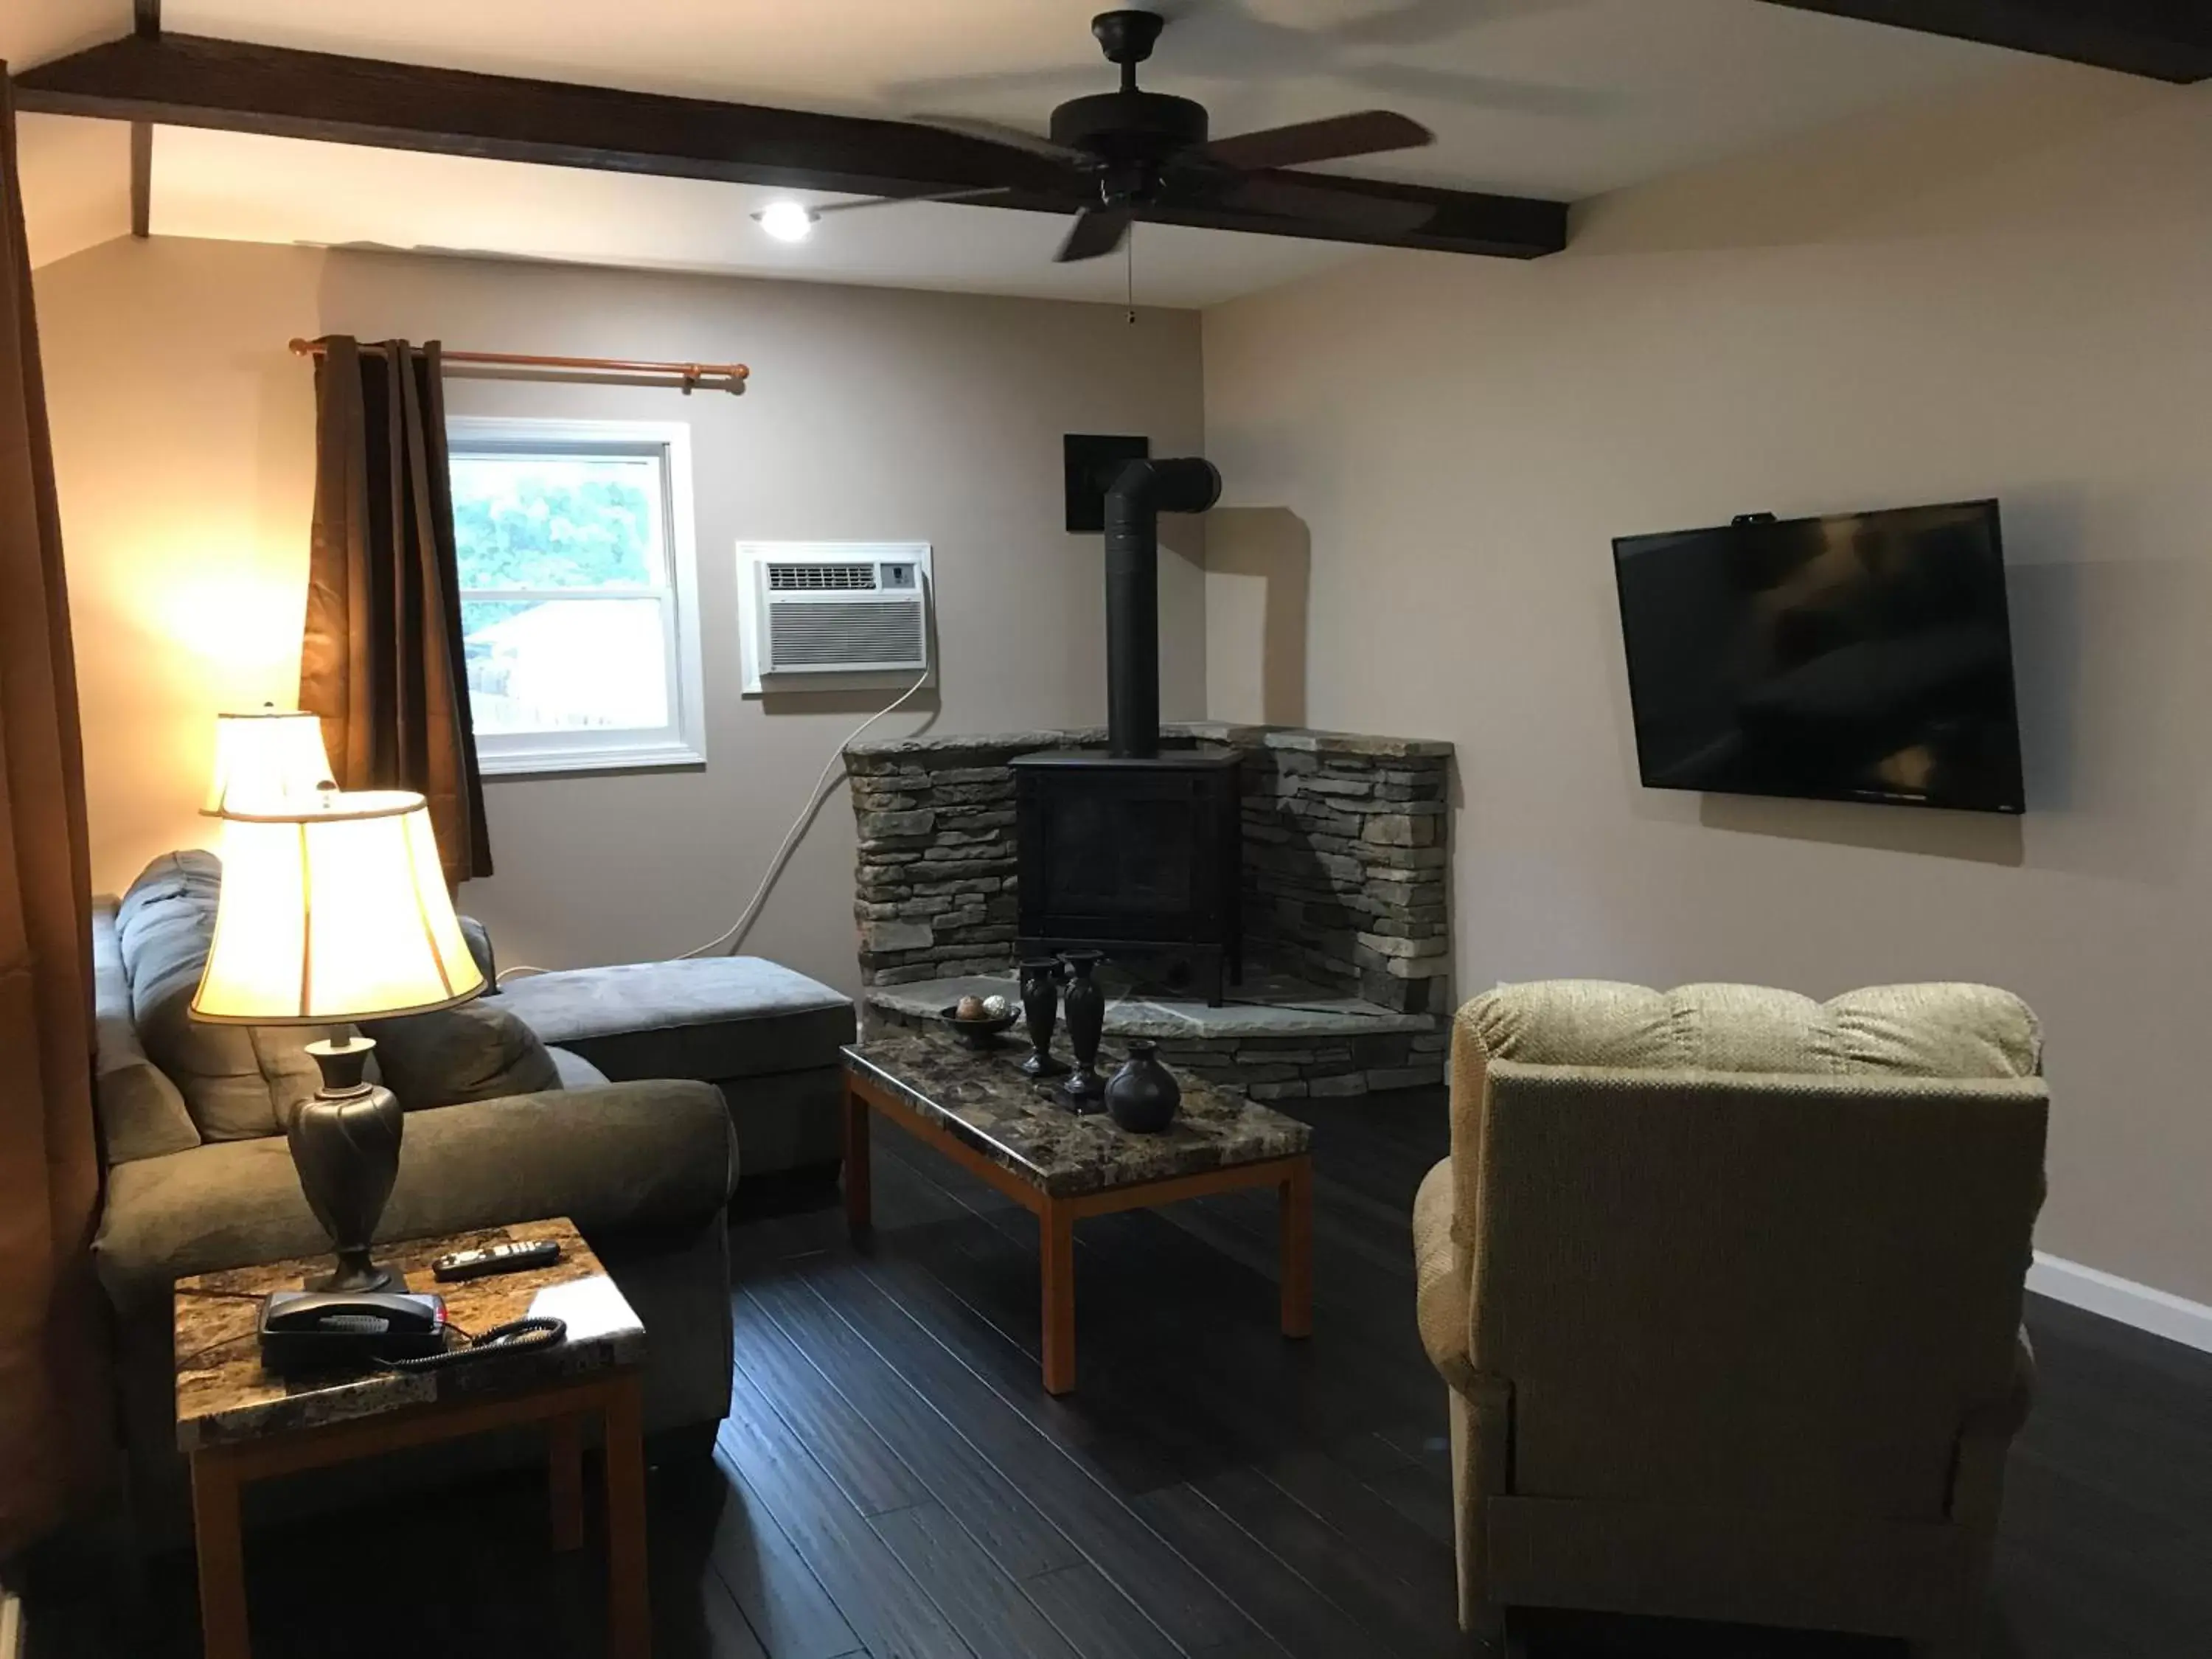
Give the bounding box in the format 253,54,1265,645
737,542,934,694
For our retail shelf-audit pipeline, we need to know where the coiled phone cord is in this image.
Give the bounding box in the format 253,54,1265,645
375,1315,568,1371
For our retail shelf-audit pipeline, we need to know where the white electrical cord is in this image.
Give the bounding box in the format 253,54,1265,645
676,655,933,961
493,571,935,984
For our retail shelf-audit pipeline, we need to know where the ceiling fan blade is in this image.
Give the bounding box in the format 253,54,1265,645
1204,111,1433,173
810,186,1016,218
1217,175,1436,236
1055,205,1133,263
908,113,1088,164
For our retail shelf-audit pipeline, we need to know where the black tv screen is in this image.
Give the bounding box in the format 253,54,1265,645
1612,501,2025,814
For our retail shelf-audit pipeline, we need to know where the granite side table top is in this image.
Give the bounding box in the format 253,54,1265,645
173,1217,644,1452
843,1029,1313,1197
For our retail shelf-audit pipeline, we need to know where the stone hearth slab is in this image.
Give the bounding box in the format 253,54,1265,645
864,972,1445,1102
867,974,1433,1040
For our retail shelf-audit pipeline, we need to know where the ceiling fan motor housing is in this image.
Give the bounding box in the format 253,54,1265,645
1050,90,1208,167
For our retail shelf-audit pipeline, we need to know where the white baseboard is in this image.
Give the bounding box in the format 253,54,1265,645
2027,1251,2212,1354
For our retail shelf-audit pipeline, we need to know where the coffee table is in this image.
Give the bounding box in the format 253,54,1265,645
172,1217,650,1659
841,1029,1315,1394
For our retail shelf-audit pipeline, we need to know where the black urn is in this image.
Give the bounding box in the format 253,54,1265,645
1059,949,1107,1108
1018,958,1066,1078
1105,1040,1182,1134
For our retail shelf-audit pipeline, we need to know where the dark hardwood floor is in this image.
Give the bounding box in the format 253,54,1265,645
27,1086,2212,1658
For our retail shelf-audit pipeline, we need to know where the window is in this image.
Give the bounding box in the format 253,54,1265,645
448,418,704,775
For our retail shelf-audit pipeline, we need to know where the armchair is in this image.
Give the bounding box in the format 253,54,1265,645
1412,981,2047,1656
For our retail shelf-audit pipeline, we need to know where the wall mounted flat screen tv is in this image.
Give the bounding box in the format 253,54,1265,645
1612,501,2025,814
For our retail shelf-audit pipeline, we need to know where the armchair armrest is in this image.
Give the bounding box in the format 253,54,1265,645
95,1080,734,1315
1414,1157,1476,1389
1950,1324,2036,1530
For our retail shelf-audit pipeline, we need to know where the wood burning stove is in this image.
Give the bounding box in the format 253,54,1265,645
1014,456,1242,1004
1012,748,1241,1004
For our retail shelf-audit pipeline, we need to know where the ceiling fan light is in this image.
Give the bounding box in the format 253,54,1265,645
755,201,819,243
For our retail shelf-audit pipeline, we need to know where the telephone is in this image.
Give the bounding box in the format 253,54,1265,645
258,1290,448,1374
257,1289,568,1378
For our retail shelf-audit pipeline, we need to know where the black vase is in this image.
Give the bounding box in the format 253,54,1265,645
1105,1041,1181,1134
1060,949,1106,1108
1018,959,1066,1078
291,1037,404,1292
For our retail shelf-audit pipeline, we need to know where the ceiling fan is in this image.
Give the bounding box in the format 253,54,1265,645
759,8,1438,263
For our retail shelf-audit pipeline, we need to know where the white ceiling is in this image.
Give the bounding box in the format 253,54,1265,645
16,0,2039,300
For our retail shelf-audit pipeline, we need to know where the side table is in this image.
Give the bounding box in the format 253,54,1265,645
172,1217,650,1659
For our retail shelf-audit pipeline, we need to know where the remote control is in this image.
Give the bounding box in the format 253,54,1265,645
432,1239,563,1281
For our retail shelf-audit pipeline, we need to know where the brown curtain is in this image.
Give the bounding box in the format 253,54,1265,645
0,66,112,1551
299,336,493,883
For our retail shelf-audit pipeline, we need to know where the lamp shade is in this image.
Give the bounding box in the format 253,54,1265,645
203,708,337,815
191,791,486,1024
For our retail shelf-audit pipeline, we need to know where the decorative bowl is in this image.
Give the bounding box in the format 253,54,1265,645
939,1004,1020,1051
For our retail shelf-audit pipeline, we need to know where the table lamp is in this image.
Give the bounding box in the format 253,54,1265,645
192,790,485,1291
201,705,338,816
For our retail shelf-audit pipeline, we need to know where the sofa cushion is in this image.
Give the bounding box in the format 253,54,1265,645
116,850,352,1141
494,956,855,1083
91,900,201,1163
549,1047,609,1088
362,999,562,1110
457,915,497,992
94,1079,738,1310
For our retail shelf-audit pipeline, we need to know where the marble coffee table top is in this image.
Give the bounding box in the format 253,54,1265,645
843,1029,1312,1197
172,1217,644,1451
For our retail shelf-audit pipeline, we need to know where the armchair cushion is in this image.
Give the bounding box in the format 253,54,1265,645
1450,981,2042,1247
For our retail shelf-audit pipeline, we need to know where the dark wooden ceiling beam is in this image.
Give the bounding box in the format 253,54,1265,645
11,32,1567,260
1760,1,2212,83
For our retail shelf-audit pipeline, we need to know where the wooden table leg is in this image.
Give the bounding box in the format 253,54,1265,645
602,1372,651,1658
843,1080,873,1238
1041,1200,1077,1395
190,1448,251,1659
1280,1156,1313,1339
549,1410,586,1552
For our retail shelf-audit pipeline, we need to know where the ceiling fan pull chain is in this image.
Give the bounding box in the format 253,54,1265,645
1125,226,1136,324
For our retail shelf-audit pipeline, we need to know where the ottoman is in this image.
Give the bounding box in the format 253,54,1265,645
496,957,856,1179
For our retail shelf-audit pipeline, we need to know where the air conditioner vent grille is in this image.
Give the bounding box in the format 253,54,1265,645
768,563,877,592
768,599,926,669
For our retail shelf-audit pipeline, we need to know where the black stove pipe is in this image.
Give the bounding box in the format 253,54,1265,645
1103,456,1221,759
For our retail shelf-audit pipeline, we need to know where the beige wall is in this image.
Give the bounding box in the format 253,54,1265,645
1203,63,2212,1304
36,236,1205,996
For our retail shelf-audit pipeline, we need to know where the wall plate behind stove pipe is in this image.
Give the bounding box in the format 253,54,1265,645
1065,434,1150,533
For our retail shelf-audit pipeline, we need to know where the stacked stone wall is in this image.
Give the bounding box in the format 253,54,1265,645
1235,734,1453,1015
847,725,1454,1023
846,734,1040,987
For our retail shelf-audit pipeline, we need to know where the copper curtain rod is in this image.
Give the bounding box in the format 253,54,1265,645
286,338,749,394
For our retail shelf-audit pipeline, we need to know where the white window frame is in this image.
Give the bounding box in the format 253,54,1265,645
448,417,706,777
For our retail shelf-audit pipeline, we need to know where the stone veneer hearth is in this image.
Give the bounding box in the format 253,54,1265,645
846,723,1455,1100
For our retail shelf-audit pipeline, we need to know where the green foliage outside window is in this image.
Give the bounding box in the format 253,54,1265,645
450,454,657,589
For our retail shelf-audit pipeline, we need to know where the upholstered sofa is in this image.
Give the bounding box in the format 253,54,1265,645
89,852,827,1543
1411,981,2048,1656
